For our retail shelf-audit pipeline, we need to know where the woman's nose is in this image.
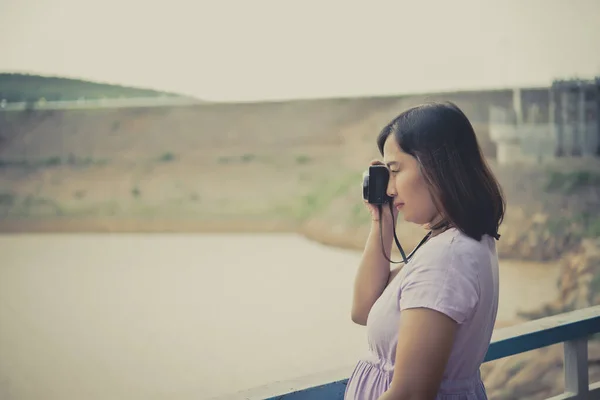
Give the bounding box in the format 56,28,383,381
386,179,397,198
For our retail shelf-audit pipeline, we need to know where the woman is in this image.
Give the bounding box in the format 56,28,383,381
345,102,505,400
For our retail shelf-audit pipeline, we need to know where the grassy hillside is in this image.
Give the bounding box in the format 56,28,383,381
0,73,195,103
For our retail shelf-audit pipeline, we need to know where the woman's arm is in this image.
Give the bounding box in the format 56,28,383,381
351,218,396,325
378,308,457,400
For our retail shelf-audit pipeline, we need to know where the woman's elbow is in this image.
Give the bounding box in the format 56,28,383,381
351,307,368,326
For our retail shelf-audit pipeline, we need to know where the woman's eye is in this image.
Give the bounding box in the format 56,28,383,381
390,170,399,174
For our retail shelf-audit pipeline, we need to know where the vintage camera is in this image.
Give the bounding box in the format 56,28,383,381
362,165,393,205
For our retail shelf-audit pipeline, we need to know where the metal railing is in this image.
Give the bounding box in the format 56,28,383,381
0,96,205,111
218,305,600,400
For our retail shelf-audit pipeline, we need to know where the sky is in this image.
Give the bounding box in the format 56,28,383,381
1,0,599,102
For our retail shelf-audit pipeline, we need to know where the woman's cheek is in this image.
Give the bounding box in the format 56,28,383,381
395,175,406,193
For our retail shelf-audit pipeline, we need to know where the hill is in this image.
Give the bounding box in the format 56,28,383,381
0,73,196,103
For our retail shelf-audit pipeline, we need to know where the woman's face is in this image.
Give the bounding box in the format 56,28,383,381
382,134,440,226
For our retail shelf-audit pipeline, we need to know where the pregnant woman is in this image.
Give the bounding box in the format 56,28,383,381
346,102,505,400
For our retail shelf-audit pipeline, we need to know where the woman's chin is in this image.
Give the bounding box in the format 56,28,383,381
400,212,429,227
401,213,413,223
402,215,431,227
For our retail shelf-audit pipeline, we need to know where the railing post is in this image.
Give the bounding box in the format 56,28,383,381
564,338,589,399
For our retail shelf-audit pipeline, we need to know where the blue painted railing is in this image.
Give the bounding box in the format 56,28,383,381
218,305,600,400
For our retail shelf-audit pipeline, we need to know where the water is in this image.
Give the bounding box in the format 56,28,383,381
0,233,560,400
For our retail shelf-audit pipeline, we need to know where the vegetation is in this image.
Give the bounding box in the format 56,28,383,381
544,170,600,194
0,73,193,103
542,169,600,239
0,156,107,168
282,171,361,222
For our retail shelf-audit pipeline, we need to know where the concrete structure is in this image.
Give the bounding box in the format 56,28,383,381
553,78,600,157
490,78,600,165
0,88,540,163
1,83,597,165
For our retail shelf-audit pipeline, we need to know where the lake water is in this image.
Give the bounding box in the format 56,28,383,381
0,233,560,400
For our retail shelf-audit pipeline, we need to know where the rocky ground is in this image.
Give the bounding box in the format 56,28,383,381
482,341,600,399
481,237,600,399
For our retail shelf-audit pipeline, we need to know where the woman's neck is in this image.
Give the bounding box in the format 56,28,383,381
428,216,450,238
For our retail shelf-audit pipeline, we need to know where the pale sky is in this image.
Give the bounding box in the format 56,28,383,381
1,0,599,102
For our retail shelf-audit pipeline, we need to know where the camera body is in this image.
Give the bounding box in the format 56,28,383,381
362,165,393,205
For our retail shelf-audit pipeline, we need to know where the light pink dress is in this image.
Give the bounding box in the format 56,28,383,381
344,228,499,400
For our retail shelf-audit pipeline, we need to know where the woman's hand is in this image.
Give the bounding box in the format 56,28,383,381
352,160,401,325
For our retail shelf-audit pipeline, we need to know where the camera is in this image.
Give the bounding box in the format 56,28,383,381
362,165,393,205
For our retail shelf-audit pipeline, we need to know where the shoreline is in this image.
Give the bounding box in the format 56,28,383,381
0,217,298,234
0,217,375,254
0,217,563,265
0,217,418,255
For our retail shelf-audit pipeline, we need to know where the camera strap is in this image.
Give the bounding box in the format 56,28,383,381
377,201,432,265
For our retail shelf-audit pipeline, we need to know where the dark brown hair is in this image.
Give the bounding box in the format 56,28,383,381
376,101,505,241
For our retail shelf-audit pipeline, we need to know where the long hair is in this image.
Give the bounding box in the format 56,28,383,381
376,101,505,241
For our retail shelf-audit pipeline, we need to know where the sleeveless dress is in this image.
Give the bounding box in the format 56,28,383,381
344,228,499,400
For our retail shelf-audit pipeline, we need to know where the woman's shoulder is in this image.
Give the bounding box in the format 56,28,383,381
406,227,493,279
400,228,485,324
404,228,496,287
